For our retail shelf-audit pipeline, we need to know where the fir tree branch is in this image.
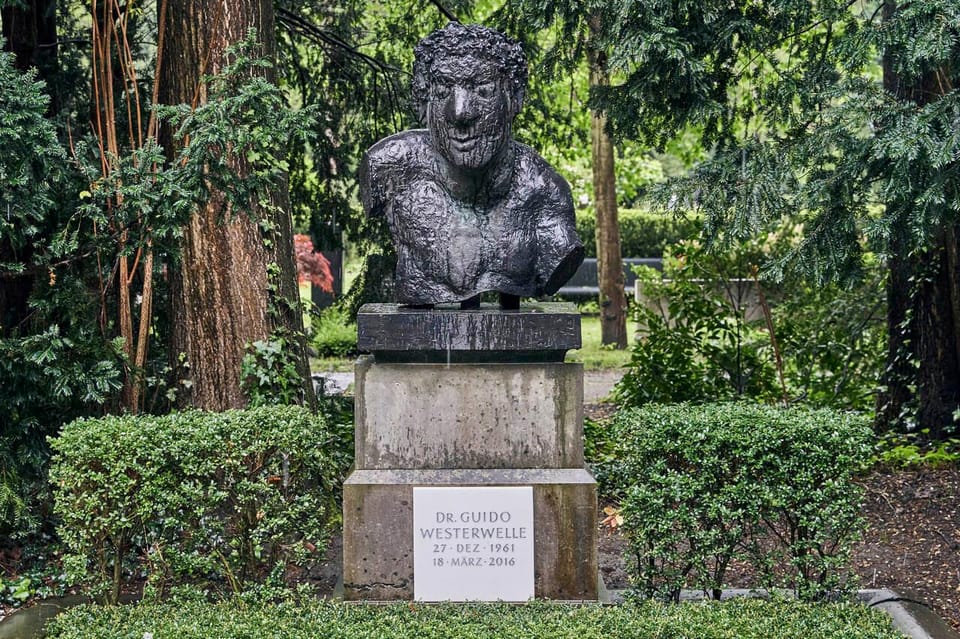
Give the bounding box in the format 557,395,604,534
426,0,459,23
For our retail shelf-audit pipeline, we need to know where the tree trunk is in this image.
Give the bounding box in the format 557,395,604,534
875,222,914,430
587,18,627,349
159,0,312,411
883,225,960,439
876,0,960,438
914,229,960,438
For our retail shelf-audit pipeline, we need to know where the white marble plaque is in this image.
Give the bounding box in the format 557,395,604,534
413,486,534,601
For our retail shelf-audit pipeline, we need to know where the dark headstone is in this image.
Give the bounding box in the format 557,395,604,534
311,248,343,310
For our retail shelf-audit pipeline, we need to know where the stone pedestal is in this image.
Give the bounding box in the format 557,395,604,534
354,359,583,470
343,303,598,601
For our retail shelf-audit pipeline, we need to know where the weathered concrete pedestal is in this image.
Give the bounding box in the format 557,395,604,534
342,303,598,601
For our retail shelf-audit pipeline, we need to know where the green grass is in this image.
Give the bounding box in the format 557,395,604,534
311,356,355,373
566,314,634,370
44,596,906,639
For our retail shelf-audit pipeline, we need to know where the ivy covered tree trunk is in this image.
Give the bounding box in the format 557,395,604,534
878,220,960,439
876,0,960,438
588,18,627,349
159,0,311,410
876,228,914,429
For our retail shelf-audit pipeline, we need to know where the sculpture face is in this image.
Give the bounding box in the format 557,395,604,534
426,54,513,171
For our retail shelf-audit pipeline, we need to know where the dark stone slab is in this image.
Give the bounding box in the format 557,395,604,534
357,302,581,363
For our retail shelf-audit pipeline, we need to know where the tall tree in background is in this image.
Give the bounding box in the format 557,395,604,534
587,15,627,348
0,0,58,336
523,0,958,437
159,0,311,410
873,0,959,434
0,0,57,86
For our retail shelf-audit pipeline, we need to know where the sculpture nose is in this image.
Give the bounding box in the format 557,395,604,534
447,87,479,126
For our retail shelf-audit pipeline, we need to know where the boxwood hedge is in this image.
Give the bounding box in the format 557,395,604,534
597,402,873,602
43,597,905,639
576,208,701,257
49,406,341,603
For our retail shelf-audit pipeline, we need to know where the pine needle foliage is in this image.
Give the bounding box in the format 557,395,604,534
504,0,959,275
0,43,65,277
504,0,960,434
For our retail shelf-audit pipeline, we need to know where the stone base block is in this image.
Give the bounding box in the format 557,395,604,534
342,468,598,601
355,358,584,470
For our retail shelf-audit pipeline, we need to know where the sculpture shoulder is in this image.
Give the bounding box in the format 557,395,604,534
513,142,574,213
363,130,432,173
360,130,433,216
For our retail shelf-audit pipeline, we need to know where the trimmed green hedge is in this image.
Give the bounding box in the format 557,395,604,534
576,208,700,257
49,406,341,603
44,597,905,639
597,402,872,602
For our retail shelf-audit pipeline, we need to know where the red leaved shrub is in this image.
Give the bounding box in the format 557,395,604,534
294,234,333,293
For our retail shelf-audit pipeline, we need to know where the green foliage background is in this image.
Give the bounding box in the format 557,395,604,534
0,34,318,535
599,402,872,602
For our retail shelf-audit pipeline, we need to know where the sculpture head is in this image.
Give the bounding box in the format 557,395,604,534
412,23,528,171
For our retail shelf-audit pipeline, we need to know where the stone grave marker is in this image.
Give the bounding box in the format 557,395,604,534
341,22,598,602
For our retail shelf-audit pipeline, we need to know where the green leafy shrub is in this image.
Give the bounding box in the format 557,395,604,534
604,402,872,602
583,415,614,465
0,327,123,536
0,47,124,539
576,208,701,257
774,261,886,413
310,307,358,358
615,236,885,413
0,566,68,608
241,334,307,406
49,406,339,603
615,245,779,408
43,596,904,639
874,431,960,469
315,394,356,493
0,46,64,271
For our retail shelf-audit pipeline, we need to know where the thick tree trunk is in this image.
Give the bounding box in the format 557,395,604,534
587,20,627,349
914,230,960,438
159,0,312,410
875,223,914,430
883,226,960,438
876,0,960,438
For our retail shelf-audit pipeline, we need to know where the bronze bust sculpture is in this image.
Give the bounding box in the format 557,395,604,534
360,23,584,309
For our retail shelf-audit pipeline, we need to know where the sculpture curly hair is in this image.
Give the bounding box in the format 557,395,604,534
412,22,528,125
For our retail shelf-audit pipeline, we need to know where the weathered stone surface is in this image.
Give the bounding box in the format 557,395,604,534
355,358,584,470
357,303,581,363
342,468,598,601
